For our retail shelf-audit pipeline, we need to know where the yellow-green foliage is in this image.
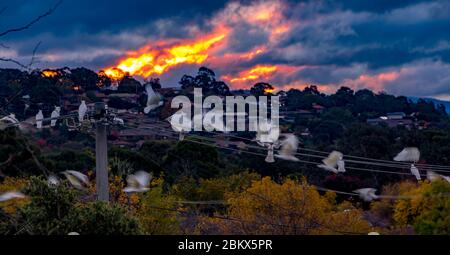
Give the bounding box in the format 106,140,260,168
197,177,371,235
393,180,450,234
137,177,182,235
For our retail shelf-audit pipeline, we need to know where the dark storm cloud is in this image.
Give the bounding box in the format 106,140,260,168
1,0,450,98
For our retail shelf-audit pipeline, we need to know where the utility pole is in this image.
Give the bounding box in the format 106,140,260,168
94,102,109,201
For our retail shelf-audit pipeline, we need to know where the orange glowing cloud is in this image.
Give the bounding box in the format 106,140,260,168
342,71,400,92
103,33,226,80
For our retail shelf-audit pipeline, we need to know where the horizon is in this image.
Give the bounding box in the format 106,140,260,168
1,0,450,100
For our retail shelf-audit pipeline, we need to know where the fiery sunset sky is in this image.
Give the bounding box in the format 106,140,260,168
1,0,450,99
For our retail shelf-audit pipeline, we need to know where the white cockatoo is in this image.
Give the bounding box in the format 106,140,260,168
276,134,300,162
427,171,450,183
78,100,87,122
255,121,280,144
36,110,44,129
0,191,26,202
0,114,20,130
353,188,379,202
265,143,275,163
62,170,89,189
50,106,61,127
410,164,421,181
394,147,420,162
368,232,380,235
113,117,124,125
124,171,152,193
317,151,346,174
394,147,421,181
144,83,163,114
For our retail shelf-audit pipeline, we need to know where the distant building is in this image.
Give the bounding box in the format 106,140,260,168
386,112,406,120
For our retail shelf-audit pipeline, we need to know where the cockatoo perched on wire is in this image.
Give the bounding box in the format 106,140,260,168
62,170,89,190
276,134,300,162
0,191,26,202
0,114,20,130
394,147,421,181
353,188,379,202
317,151,346,173
255,121,280,144
427,171,450,183
255,121,281,163
144,83,163,114
36,110,44,129
78,100,87,122
410,164,421,181
124,171,152,193
50,106,61,127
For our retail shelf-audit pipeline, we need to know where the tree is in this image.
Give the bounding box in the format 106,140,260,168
250,82,274,96
197,177,371,235
393,180,450,234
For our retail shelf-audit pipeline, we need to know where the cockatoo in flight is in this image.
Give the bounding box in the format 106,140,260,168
62,170,89,189
124,171,152,193
144,83,163,114
394,147,421,181
0,191,26,202
353,188,378,202
0,114,20,130
318,151,346,173
276,134,300,162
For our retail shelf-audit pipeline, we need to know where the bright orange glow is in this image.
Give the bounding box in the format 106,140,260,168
103,34,225,80
264,87,276,94
227,65,278,83
42,70,58,78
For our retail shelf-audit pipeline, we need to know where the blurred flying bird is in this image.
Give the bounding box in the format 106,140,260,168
124,171,152,193
62,170,89,189
427,171,450,183
0,191,26,202
276,134,300,162
0,113,20,130
318,151,345,174
50,106,60,127
36,110,44,129
78,100,87,122
353,188,378,202
144,83,163,114
394,147,420,162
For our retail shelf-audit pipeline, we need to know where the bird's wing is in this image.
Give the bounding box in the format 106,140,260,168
427,171,440,182
441,175,450,183
323,151,343,168
0,191,26,202
135,171,151,187
317,164,338,173
66,170,89,185
394,147,420,162
126,174,139,188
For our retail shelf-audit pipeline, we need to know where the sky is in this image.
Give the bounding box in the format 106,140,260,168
1,0,450,99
